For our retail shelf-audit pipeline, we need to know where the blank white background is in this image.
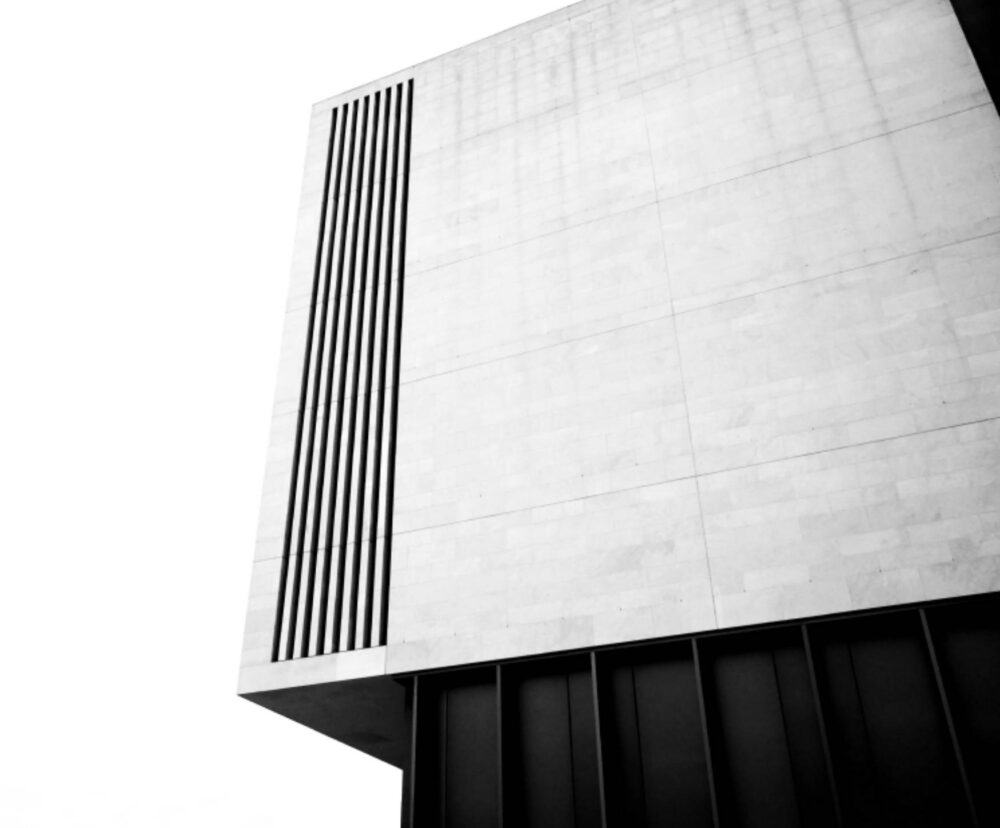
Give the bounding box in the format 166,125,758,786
0,2,564,825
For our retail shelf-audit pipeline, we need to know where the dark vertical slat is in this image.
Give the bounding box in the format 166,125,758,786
284,215,331,661
497,664,505,828
768,647,806,828
691,639,721,828
271,106,337,662
341,92,380,650
929,598,1000,824
379,78,414,646
590,652,609,828
401,680,414,828
285,118,347,658
816,623,886,827
439,685,449,828
568,666,603,828
625,645,713,826
360,85,394,649
318,98,361,654
564,672,579,822
347,90,386,649
920,608,980,827
306,101,351,656
329,97,367,652
802,624,845,828
628,664,649,825
439,672,498,825
299,105,348,657
408,675,420,828
602,655,646,826
368,82,402,648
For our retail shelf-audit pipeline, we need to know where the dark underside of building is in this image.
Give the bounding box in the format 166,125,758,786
407,593,1000,828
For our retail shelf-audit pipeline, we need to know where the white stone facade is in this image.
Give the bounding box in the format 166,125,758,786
241,0,1000,694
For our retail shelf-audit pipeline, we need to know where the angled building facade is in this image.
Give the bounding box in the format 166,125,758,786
240,1,1000,825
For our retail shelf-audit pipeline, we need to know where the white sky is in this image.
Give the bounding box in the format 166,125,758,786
0,2,565,825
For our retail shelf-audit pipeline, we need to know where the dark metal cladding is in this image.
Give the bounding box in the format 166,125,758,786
405,593,999,828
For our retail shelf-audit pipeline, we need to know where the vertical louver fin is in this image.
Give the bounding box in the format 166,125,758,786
272,79,413,661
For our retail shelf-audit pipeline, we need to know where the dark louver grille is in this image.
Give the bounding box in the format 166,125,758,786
272,79,413,660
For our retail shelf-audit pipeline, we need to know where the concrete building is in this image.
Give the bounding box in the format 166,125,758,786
240,0,1000,825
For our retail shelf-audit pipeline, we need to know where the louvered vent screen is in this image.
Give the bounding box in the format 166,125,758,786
273,79,413,660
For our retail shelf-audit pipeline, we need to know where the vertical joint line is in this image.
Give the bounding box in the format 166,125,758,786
496,664,505,828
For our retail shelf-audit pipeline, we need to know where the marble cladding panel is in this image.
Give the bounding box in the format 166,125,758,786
407,91,655,274
642,0,989,200
386,477,715,672
678,233,1000,474
700,418,1000,628
659,104,1000,312
394,314,695,533
400,203,672,382
245,0,1000,683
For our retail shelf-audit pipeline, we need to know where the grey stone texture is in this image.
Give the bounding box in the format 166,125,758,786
241,0,1000,693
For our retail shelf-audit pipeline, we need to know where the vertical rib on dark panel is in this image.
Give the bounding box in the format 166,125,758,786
590,652,609,828
692,639,721,828
919,609,980,826
379,78,414,647
497,664,506,828
273,79,412,661
802,624,845,828
271,107,337,663
408,676,420,828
